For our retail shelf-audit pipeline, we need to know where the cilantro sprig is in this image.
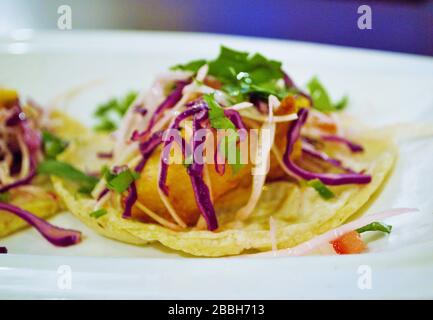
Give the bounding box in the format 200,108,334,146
89,208,107,219
104,167,140,194
172,46,289,102
307,179,335,200
307,77,348,112
173,46,352,112
0,192,10,202
42,131,68,159
93,91,138,132
172,59,207,73
37,159,98,194
356,222,392,234
203,94,244,174
204,94,236,131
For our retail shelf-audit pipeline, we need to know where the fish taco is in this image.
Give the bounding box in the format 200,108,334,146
49,47,399,256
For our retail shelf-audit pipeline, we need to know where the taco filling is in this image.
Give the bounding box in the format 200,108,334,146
46,46,402,256
0,88,81,247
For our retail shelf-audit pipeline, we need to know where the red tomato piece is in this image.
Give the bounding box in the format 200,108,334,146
330,231,367,255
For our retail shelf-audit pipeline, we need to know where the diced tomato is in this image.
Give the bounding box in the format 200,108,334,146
203,76,222,90
275,95,297,116
330,231,367,255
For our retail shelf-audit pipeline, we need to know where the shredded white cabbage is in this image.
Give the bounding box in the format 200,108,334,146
236,95,278,220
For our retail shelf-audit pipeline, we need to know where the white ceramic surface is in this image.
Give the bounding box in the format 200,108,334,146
0,31,433,299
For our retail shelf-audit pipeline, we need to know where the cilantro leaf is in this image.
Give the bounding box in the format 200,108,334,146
307,179,335,200
94,118,117,132
171,46,288,102
89,208,107,219
208,46,251,82
356,222,392,234
207,46,285,101
0,192,10,202
93,91,138,132
334,95,349,111
105,168,139,194
171,59,207,73
307,77,348,112
42,131,68,159
37,160,98,193
204,94,236,130
203,94,244,174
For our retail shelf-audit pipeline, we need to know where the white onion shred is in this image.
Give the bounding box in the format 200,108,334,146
196,64,209,82
236,95,278,220
227,102,254,111
248,207,418,257
157,187,188,229
239,108,297,123
135,200,182,231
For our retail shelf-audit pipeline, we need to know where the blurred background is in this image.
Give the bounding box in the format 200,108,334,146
0,0,432,56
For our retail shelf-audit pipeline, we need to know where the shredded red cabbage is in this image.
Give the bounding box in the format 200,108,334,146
188,114,207,176
250,96,268,114
112,165,129,174
0,246,7,254
122,181,137,218
301,143,355,173
224,109,247,131
135,131,164,172
283,108,371,185
0,202,81,246
131,79,191,142
97,188,109,201
283,71,294,88
0,153,37,193
133,105,148,116
189,174,218,230
158,106,206,195
185,98,208,109
187,113,218,230
97,151,113,159
1,101,41,193
7,103,42,153
321,134,364,153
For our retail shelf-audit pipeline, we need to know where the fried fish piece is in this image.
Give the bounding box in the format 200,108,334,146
134,147,251,226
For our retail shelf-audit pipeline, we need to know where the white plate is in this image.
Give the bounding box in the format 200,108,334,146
1,31,433,299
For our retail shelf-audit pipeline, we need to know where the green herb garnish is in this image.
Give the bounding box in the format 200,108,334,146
89,208,107,219
208,47,282,84
42,131,68,159
105,168,139,194
307,179,335,200
37,160,98,193
203,94,244,174
171,59,207,73
0,193,10,202
307,77,348,112
172,46,289,102
93,91,138,132
356,222,392,234
204,93,236,130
